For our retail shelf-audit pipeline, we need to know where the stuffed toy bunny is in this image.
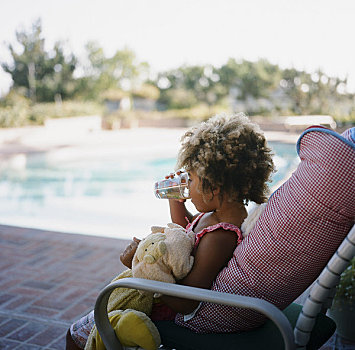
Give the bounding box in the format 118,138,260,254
132,223,195,283
85,223,195,350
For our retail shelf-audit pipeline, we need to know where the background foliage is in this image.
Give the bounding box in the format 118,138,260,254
1,19,354,128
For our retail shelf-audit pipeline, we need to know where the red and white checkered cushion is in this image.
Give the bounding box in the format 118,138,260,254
175,127,355,333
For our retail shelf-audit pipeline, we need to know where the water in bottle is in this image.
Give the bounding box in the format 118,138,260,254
154,172,190,199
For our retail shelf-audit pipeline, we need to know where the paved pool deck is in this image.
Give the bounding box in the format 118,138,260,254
1,224,354,350
0,224,129,349
0,119,301,164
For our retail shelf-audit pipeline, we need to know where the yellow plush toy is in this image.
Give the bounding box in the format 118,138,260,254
132,223,195,284
85,223,195,350
86,309,161,350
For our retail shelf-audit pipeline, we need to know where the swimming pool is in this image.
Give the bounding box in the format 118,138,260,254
0,141,299,240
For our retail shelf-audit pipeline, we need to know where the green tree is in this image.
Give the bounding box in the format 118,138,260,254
77,41,150,100
156,65,228,109
1,18,77,102
278,68,351,116
218,58,280,100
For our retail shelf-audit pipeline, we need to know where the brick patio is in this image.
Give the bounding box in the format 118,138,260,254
0,225,129,349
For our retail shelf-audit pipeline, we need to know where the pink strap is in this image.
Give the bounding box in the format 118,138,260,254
186,213,205,233
186,213,243,248
195,222,243,248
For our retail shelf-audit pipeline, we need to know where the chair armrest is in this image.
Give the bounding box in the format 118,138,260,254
94,278,296,350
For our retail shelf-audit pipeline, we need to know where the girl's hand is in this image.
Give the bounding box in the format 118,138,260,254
165,172,175,179
120,237,141,269
165,169,185,179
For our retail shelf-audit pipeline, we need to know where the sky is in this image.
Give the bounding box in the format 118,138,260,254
1,0,355,96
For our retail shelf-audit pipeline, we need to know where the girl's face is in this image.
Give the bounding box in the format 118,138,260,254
188,171,218,212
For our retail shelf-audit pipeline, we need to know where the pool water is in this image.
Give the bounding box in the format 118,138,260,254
0,142,299,239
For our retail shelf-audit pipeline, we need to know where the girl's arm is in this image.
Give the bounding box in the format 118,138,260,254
161,228,238,314
168,199,194,228
166,170,195,227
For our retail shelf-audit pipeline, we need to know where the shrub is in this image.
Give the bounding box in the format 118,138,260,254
333,257,355,307
132,84,160,100
0,106,30,127
0,100,104,128
101,104,230,129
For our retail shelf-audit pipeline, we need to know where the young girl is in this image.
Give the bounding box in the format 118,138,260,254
66,113,274,349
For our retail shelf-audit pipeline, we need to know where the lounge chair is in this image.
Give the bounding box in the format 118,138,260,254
94,126,355,349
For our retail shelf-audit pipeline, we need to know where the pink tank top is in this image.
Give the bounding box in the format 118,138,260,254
186,213,243,251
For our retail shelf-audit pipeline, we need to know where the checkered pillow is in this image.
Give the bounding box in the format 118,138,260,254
175,127,355,333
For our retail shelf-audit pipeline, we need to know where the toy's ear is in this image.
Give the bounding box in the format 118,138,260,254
143,255,155,264
151,226,165,234
158,241,167,255
165,223,186,236
166,223,184,230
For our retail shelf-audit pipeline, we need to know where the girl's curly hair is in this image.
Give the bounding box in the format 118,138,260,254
176,113,275,204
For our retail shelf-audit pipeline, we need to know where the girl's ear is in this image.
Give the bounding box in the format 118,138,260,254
205,186,220,203
212,187,220,196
